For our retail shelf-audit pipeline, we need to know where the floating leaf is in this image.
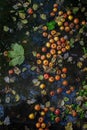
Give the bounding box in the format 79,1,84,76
82,47,87,54
21,19,28,24
45,101,50,107
80,41,84,46
65,122,73,130
64,97,69,102
73,7,79,14
82,123,87,129
77,61,83,68
31,66,37,71
40,14,46,20
32,79,40,86
23,2,30,7
70,38,74,47
15,94,20,102
38,75,43,80
76,106,83,112
0,121,3,125
79,28,84,34
32,51,37,56
12,17,16,21
3,26,9,32
22,67,27,72
8,43,25,66
51,57,56,63
19,12,26,19
13,4,18,10
83,85,87,90
32,4,39,11
46,21,56,30
9,56,24,66
27,0,31,3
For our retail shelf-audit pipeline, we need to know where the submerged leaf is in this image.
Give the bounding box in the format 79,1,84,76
73,7,79,14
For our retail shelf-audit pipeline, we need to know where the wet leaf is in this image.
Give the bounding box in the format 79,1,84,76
3,26,9,32
21,19,28,24
45,101,50,107
83,85,87,90
23,2,30,7
27,0,31,3
40,14,47,20
38,75,43,80
15,94,20,102
82,123,87,129
60,100,65,106
19,12,26,19
79,28,84,34
65,122,73,130
80,41,84,46
73,7,79,14
46,21,56,30
32,51,37,56
76,106,83,112
32,4,39,11
77,61,83,68
8,43,25,66
64,97,69,102
0,121,3,125
12,17,16,21
13,4,18,10
31,66,37,71
51,57,56,63
32,79,40,86
70,38,74,47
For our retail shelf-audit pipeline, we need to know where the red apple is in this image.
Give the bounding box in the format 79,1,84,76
55,117,61,123
55,109,60,115
44,73,49,79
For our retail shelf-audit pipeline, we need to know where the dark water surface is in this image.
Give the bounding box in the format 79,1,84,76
0,0,87,130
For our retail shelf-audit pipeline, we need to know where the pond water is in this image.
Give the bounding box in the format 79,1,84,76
0,0,87,130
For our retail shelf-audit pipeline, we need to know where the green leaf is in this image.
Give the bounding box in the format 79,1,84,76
3,26,9,32
48,25,55,30
73,7,79,14
40,14,46,20
83,85,87,90
70,38,74,47
11,43,24,55
38,75,44,80
51,57,56,63
32,51,37,56
64,97,69,102
22,67,27,72
8,43,25,66
9,56,24,66
31,66,37,71
21,19,28,24
46,21,56,30
83,47,87,54
19,12,26,19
